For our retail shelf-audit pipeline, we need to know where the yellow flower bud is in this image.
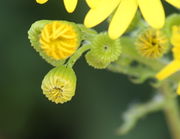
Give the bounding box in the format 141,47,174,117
41,65,77,104
40,21,81,60
136,28,168,59
28,20,81,66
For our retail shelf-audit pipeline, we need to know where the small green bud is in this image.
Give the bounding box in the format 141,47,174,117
85,51,109,69
86,33,121,69
41,65,77,104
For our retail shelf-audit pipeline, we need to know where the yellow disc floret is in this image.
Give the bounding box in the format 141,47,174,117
39,21,80,60
136,28,168,59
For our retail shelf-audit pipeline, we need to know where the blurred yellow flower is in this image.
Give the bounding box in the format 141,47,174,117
156,25,180,80
36,0,78,13
39,21,80,60
136,28,168,59
177,82,180,95
84,0,180,39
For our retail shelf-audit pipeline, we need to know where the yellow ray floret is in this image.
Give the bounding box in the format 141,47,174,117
36,0,78,13
39,21,80,60
156,25,180,80
36,0,48,4
156,60,180,80
84,0,180,39
63,0,78,13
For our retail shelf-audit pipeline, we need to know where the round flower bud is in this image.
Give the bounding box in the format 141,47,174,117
28,20,81,66
41,65,77,104
87,33,121,68
85,51,109,69
136,28,168,59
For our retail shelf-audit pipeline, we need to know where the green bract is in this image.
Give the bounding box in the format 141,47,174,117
28,20,66,66
41,65,77,104
85,33,121,69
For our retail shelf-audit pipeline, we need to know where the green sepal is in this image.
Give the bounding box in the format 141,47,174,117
28,20,65,66
77,24,97,41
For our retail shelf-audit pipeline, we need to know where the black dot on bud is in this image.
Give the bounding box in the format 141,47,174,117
104,45,109,50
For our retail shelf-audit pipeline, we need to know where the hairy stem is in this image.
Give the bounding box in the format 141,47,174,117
66,44,91,68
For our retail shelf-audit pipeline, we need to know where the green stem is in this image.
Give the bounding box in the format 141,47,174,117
160,82,180,139
66,44,91,68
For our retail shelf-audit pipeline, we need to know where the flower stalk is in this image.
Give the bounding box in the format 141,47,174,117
66,44,91,68
160,82,180,139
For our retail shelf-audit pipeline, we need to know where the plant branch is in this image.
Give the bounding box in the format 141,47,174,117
160,82,180,139
117,94,166,135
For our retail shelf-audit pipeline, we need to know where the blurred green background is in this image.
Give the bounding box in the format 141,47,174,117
0,0,179,139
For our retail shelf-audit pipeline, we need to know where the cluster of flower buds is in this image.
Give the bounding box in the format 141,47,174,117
28,12,180,104
28,20,122,103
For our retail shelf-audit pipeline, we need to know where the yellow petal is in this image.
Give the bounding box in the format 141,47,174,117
177,82,180,95
63,0,78,13
36,0,48,4
84,0,121,28
138,0,165,28
156,60,180,80
108,0,138,39
165,0,180,8
86,0,102,8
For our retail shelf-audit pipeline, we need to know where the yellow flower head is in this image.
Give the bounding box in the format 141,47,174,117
156,25,180,80
136,28,168,59
84,0,180,39
41,65,77,104
36,0,78,13
39,21,80,60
